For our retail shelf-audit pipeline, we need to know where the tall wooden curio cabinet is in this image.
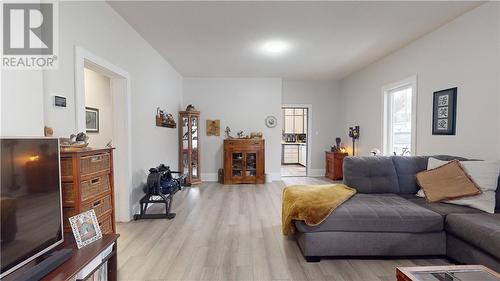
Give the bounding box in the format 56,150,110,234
179,110,201,185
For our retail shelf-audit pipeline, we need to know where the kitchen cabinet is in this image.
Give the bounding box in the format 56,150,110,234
282,108,307,134
283,144,299,164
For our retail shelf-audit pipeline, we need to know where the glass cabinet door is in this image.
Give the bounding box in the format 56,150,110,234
191,116,199,179
181,116,189,176
245,152,257,177
232,152,243,177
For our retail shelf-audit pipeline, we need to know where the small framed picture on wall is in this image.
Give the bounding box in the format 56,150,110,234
432,87,457,135
85,107,99,133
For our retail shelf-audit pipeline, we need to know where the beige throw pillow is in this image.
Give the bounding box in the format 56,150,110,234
416,160,481,203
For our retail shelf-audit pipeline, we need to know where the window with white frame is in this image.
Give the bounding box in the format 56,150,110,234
383,76,417,156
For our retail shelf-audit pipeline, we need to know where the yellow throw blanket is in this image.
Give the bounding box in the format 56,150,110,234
282,184,356,235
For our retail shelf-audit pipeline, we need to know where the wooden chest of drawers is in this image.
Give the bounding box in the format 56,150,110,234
60,148,115,234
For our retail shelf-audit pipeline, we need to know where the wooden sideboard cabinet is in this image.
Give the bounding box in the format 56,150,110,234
224,139,265,184
325,152,348,181
60,148,115,234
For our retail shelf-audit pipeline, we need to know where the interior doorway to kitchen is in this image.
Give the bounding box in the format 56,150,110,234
281,106,310,177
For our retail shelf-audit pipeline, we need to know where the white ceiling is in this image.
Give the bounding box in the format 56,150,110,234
109,1,481,80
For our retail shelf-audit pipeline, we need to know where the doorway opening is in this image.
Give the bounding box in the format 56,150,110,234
84,67,113,148
281,106,310,177
75,46,132,222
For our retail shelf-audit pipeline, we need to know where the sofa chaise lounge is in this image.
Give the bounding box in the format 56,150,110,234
294,155,500,271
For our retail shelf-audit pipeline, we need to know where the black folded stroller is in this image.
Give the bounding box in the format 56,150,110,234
133,164,184,220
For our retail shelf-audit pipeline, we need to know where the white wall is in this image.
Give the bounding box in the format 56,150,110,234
1,2,183,221
282,80,343,175
340,2,500,160
183,78,283,181
1,71,44,136
84,68,113,148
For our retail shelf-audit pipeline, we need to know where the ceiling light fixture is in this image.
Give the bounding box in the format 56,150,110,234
257,40,292,56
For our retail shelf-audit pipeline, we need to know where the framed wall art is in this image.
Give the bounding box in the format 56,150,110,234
206,119,220,136
432,87,457,135
85,107,99,133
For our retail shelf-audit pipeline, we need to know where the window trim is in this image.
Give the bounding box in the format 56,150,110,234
381,75,418,156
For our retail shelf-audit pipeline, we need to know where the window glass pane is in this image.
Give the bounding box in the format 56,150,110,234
390,87,412,156
284,108,294,115
294,108,303,115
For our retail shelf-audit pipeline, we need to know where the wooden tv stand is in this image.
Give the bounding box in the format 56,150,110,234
42,234,119,281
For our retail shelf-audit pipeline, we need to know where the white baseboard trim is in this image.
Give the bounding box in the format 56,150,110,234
201,173,218,182
308,169,326,177
267,173,282,182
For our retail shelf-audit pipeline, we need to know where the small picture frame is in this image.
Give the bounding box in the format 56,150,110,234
206,119,220,136
85,107,99,133
69,209,102,249
432,87,457,135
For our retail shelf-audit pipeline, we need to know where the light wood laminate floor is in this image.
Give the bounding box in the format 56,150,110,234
281,165,307,177
116,177,449,281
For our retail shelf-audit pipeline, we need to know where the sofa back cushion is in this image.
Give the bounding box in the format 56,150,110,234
392,156,429,194
392,155,470,194
343,156,399,193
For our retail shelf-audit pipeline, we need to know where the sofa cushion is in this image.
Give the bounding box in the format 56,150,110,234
446,213,500,259
295,194,443,233
392,156,429,194
343,156,399,193
416,160,481,203
403,196,483,216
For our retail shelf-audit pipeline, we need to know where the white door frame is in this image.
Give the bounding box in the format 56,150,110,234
74,45,132,222
282,104,313,176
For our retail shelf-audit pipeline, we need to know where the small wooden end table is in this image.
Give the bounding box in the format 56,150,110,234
397,265,500,281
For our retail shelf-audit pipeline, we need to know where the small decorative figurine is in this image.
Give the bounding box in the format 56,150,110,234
225,126,234,139
250,132,263,139
60,132,90,149
185,104,197,111
331,137,343,152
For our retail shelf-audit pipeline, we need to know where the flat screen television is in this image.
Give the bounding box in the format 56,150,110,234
0,137,63,278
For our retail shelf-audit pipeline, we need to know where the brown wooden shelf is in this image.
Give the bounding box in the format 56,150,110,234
41,234,119,281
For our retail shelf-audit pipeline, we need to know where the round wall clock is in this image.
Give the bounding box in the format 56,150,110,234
265,116,277,128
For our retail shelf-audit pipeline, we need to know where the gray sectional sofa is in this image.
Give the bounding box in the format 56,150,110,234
294,155,500,271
